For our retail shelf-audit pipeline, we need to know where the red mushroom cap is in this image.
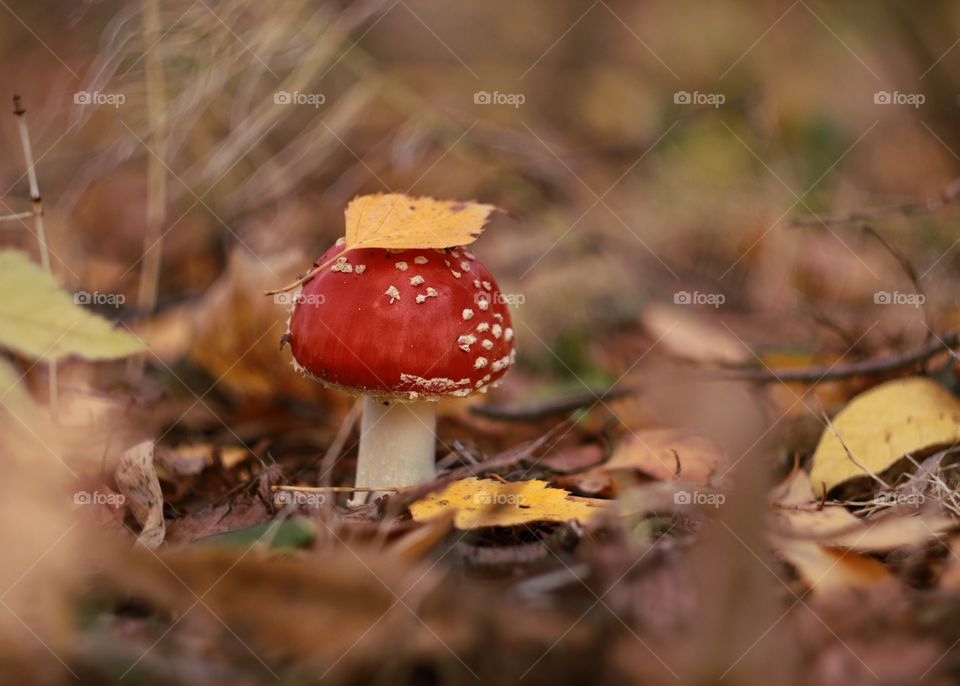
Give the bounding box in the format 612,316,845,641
286,242,516,400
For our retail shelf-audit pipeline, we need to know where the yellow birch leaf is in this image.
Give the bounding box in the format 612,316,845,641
809,377,960,493
344,194,499,250
409,477,607,529
0,250,144,362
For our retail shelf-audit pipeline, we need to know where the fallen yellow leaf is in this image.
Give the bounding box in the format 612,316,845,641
809,377,960,493
345,194,499,251
409,477,607,529
0,250,145,362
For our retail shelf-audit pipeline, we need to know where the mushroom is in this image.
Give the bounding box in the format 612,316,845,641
285,244,516,495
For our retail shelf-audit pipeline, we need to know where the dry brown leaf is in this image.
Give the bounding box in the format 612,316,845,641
345,193,499,250
641,303,750,365
190,248,341,402
777,539,893,592
775,507,951,552
607,428,726,485
115,440,165,549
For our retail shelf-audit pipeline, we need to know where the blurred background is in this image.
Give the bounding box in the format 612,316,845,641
3,1,960,684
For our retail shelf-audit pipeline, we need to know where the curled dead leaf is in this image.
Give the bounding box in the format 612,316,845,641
115,441,165,549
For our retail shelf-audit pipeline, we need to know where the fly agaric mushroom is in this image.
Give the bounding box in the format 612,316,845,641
284,241,515,493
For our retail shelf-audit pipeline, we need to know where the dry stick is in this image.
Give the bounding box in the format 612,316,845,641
318,398,362,488
13,95,57,417
862,224,931,337
790,177,960,227
264,248,349,295
722,331,960,383
273,485,400,494
0,211,33,223
129,0,167,381
470,385,635,422
820,405,890,492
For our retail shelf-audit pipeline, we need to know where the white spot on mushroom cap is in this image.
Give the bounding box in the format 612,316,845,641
492,324,502,338
473,279,481,288
504,327,514,341
400,373,470,394
476,322,490,332
395,261,408,271
474,357,488,369
457,334,477,352
493,313,503,321
410,275,425,286
332,261,353,273
385,285,400,303
414,256,428,265
416,287,440,305
460,261,471,272
356,264,366,274
482,281,492,291
462,308,474,320
477,299,489,311
481,339,493,350
463,250,477,260
451,270,461,279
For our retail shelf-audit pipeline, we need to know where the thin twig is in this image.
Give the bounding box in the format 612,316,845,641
470,386,635,422
274,485,400,493
819,406,890,492
0,211,33,223
13,95,57,417
722,331,960,383
790,177,960,227
319,398,361,487
862,224,930,336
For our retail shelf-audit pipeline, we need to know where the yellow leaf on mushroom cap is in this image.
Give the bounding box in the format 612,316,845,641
809,377,960,494
344,194,499,250
409,477,606,529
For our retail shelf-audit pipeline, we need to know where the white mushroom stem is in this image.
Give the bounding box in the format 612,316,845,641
354,396,436,496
